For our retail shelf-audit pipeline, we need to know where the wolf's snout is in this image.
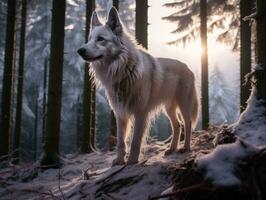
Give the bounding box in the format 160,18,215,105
77,48,86,56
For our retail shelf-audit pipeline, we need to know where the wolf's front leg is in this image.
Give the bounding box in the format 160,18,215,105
127,114,148,165
112,116,129,166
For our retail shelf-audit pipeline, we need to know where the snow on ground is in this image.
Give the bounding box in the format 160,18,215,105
233,89,266,147
196,140,257,186
196,89,266,187
0,131,214,200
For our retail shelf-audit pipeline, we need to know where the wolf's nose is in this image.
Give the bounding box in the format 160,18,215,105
77,48,86,56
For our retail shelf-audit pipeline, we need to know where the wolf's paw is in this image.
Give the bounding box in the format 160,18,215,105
177,147,191,154
164,148,176,156
112,157,125,166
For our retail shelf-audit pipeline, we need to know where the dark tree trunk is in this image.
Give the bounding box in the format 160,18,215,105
13,0,27,164
113,0,119,10
40,0,66,167
0,0,17,158
234,0,266,141
135,0,148,49
240,0,252,112
76,96,81,149
200,0,209,130
255,0,266,100
33,87,39,161
80,0,95,153
90,85,96,149
42,57,48,143
109,0,119,150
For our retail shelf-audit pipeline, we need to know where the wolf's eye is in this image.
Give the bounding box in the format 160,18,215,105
97,36,105,42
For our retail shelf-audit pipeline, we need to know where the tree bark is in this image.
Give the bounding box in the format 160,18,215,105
255,0,266,100
0,0,17,158
90,85,96,149
135,0,148,49
13,0,27,164
108,0,119,150
42,57,48,143
200,0,209,130
113,0,119,10
33,86,39,161
40,0,66,166
80,0,95,153
240,0,252,112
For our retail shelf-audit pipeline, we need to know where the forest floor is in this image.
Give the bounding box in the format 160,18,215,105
0,130,215,200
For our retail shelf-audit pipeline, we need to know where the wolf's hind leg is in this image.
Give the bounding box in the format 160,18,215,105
164,107,181,155
127,114,148,165
179,107,192,152
112,116,129,166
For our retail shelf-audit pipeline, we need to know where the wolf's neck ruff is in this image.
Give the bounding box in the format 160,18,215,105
112,56,139,103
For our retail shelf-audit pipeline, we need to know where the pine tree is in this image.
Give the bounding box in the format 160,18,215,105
200,0,209,129
209,65,239,125
135,0,148,49
0,1,7,67
255,0,266,100
0,0,17,158
40,0,66,166
240,0,252,112
90,84,96,149
80,0,95,153
233,0,266,146
113,0,119,10
13,0,27,164
108,0,119,150
42,57,48,142
33,86,39,161
163,0,239,48
22,0,51,159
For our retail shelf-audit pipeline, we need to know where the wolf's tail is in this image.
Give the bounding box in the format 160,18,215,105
191,83,200,129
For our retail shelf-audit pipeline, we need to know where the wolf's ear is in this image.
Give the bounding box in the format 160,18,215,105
91,11,102,29
106,7,122,35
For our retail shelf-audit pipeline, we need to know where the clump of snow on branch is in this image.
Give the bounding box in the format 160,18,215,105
196,140,257,186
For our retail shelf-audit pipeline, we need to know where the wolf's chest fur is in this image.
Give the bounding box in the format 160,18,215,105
111,62,139,106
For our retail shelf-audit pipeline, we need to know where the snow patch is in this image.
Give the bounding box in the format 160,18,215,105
233,89,266,147
196,140,257,186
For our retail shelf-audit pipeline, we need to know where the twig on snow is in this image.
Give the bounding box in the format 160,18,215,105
22,189,61,200
58,167,66,200
96,165,127,185
148,182,210,200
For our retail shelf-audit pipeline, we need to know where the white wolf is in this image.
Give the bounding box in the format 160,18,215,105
78,7,199,165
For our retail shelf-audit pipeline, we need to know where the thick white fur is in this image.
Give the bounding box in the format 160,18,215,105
79,7,199,165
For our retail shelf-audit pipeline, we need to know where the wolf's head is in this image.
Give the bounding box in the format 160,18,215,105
77,7,124,62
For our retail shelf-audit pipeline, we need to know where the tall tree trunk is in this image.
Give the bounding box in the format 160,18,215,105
113,0,119,10
33,86,39,161
0,0,17,158
80,0,95,153
135,0,148,49
255,0,266,100
90,85,96,149
40,0,66,167
109,0,119,150
200,0,209,130
42,57,48,143
13,0,27,164
240,0,252,112
233,0,266,140
76,96,81,149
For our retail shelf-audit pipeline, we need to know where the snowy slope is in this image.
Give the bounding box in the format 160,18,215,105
0,131,214,200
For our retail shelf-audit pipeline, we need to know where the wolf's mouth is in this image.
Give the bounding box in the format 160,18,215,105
84,55,104,62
